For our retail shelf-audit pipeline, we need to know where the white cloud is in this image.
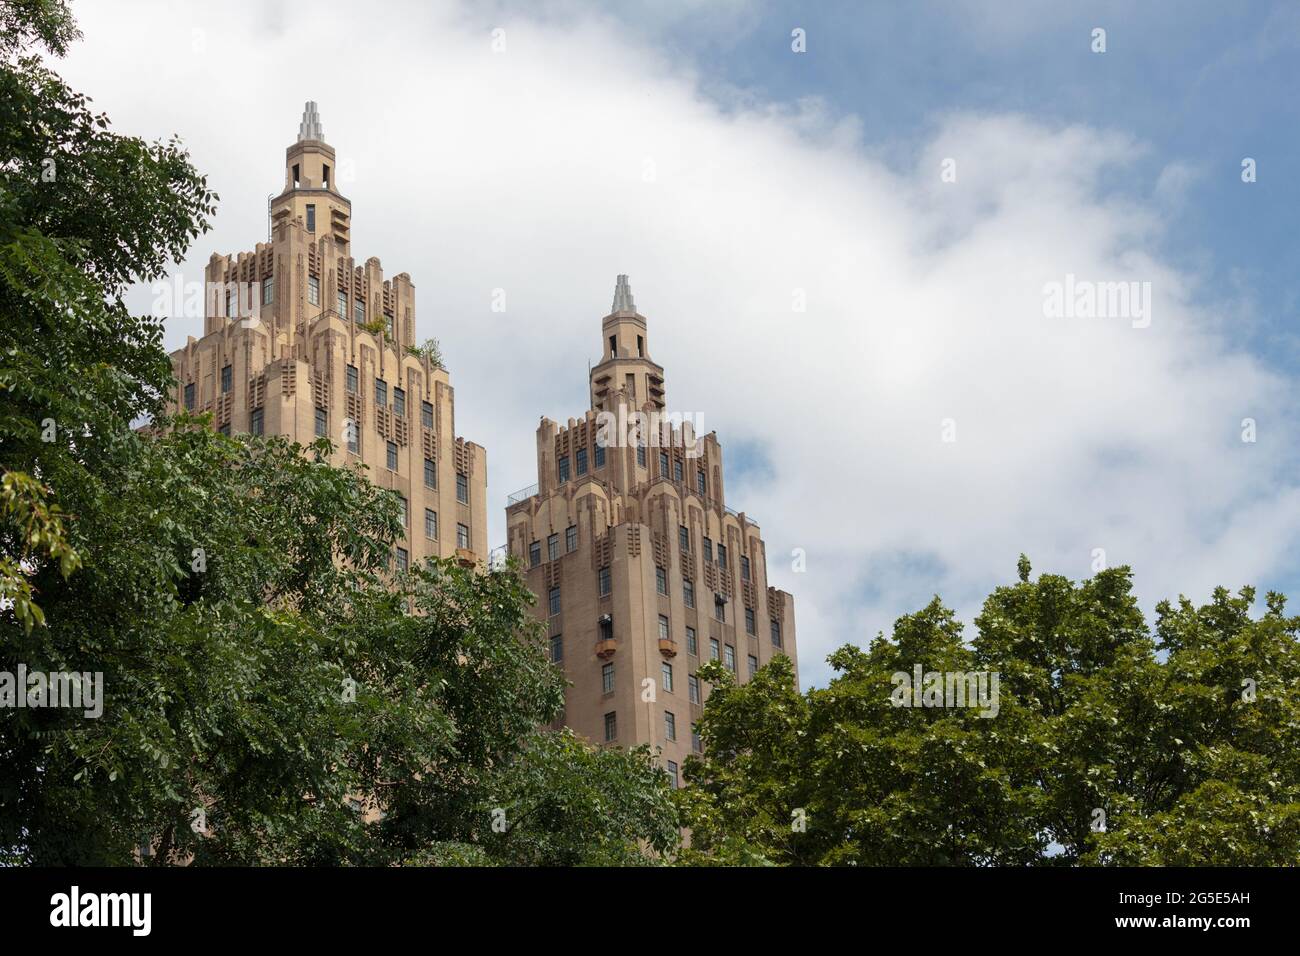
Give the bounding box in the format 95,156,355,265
61,0,1300,685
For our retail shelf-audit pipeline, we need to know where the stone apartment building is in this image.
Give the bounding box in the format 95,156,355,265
167,103,487,567
506,276,798,783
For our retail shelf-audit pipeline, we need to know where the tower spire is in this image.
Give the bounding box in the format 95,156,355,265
298,101,323,142
611,274,635,314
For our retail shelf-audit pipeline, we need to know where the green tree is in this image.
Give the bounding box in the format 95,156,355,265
683,559,1300,866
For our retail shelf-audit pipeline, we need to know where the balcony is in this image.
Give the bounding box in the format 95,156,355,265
506,482,538,506
596,638,618,659
455,547,476,568
658,639,677,658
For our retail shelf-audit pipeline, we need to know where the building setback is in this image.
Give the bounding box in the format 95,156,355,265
506,276,799,782
167,103,487,567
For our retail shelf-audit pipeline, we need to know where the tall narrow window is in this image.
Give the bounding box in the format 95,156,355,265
576,447,588,475
688,674,700,705
386,441,398,471
656,566,667,595
183,382,195,411
221,365,232,394
661,662,673,693
679,526,689,551
697,470,706,495
395,547,408,572
456,472,468,504
338,291,347,322
354,299,365,325
664,711,676,741
709,638,719,661
375,380,387,406
529,541,541,567
741,555,751,581
771,619,782,648
557,455,570,483
724,644,736,674
306,204,316,232
602,662,615,694
421,400,433,429
636,444,646,467
393,387,406,417
424,508,438,539
637,335,644,356
598,565,611,596
345,364,357,393
457,523,469,550
548,586,560,616
604,711,617,742
322,165,330,189
547,533,558,562
715,598,726,623
748,654,758,679
659,615,670,641
745,606,755,635
683,579,695,609
308,275,320,305
424,458,436,489
262,276,274,305
666,760,678,789
609,335,617,358
686,626,697,656
566,525,577,553
674,459,683,482
594,443,605,468
550,634,563,663
250,407,264,436
703,538,713,562
718,543,728,568
347,420,359,454
396,495,407,528
315,406,327,438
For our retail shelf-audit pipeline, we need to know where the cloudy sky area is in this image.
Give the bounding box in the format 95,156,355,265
57,0,1300,686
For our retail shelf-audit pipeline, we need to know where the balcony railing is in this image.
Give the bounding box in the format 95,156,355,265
506,482,538,506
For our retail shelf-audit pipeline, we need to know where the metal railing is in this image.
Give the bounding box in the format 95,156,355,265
506,483,538,506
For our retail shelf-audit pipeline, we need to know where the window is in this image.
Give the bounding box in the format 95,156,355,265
664,711,677,742
576,448,588,475
609,334,617,356
250,407,264,436
566,525,577,553
262,276,274,305
347,419,359,453
529,541,541,567
718,543,727,568
218,423,231,437
384,312,394,338
683,579,695,609
354,299,365,325
741,555,751,581
674,459,683,482
679,526,689,551
637,335,644,356
709,638,719,661
395,495,407,528
557,455,570,483
306,204,316,233
421,400,433,429
315,406,327,438
688,674,700,705
424,508,438,539
308,275,319,305
636,444,646,467
457,523,469,550
602,663,614,694
656,566,667,595
338,291,348,322
692,726,702,753
393,387,406,417
424,458,436,489
225,288,235,318
659,450,669,475
666,759,679,789
221,364,232,393
604,711,617,742
395,547,408,572
457,473,468,504
703,538,713,562
598,566,610,596
745,606,756,635
686,626,697,656
594,443,605,468
547,533,559,562
550,635,563,663
658,615,670,641
386,441,398,471
548,586,561,616
375,380,387,407
345,364,358,393
662,662,674,693
599,617,613,643
748,654,759,679
715,598,726,623
724,644,736,674
183,382,195,411
771,619,782,648
697,470,706,495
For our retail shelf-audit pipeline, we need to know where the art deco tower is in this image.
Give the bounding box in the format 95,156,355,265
168,103,487,567
506,277,798,782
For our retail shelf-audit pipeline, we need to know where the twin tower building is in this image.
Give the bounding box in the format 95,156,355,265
169,105,798,777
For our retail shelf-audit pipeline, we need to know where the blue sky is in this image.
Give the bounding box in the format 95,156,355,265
61,0,1300,687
